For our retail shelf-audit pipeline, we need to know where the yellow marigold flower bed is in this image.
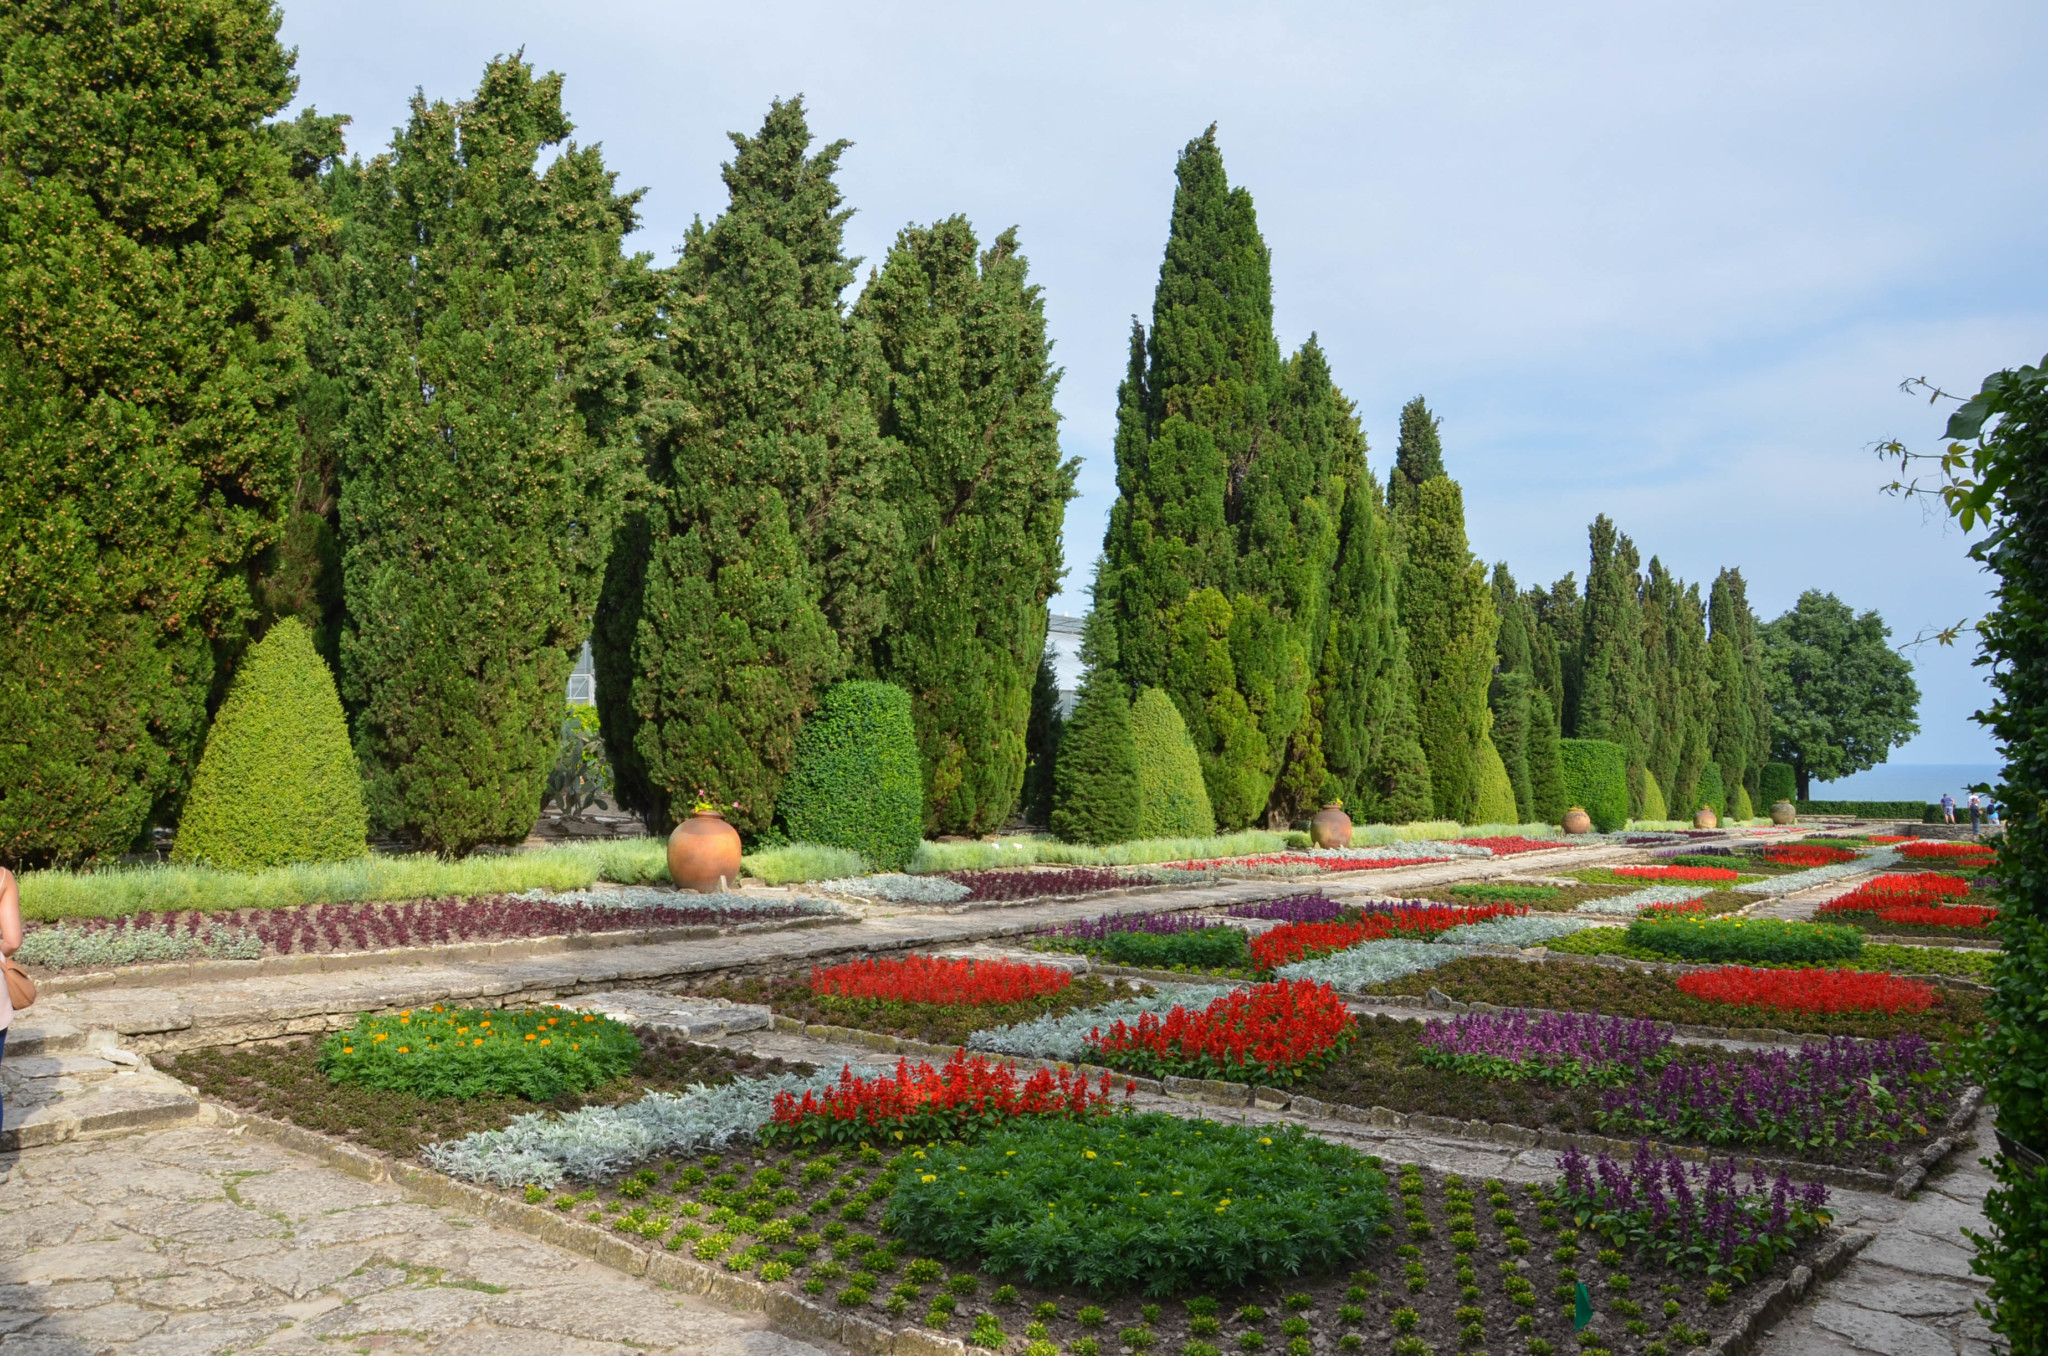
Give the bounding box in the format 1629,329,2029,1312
319,1004,638,1101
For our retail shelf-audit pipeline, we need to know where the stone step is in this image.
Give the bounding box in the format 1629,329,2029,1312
2,1075,201,1151
0,1051,126,1084
3,1019,90,1057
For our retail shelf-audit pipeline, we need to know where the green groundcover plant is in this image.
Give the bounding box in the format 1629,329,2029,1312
1100,928,1250,971
884,1113,1390,1296
1625,915,1862,965
319,1005,638,1102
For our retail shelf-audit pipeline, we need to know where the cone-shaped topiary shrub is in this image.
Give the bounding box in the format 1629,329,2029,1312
1760,761,1797,808
777,681,924,871
172,618,368,870
1640,768,1669,823
1693,761,1727,819
1473,732,1519,825
1050,674,1142,846
1131,687,1215,838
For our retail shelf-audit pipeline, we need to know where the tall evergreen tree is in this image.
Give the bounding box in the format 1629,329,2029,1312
1400,477,1498,821
1709,568,1771,800
1529,574,1583,735
1096,127,1334,828
0,0,314,866
1526,685,1568,823
337,57,648,853
1489,564,1535,820
1639,559,1713,815
1051,609,1141,845
1386,397,1446,549
1574,516,1654,813
1316,403,1429,822
1021,647,1064,827
596,98,896,835
856,218,1076,833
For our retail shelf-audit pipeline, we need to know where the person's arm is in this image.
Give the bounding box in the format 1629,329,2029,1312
0,867,21,958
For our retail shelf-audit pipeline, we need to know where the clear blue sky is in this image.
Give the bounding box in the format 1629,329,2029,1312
276,0,2048,765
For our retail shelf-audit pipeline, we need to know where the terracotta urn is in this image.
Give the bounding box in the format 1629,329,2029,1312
667,808,742,893
1561,807,1593,835
1769,800,1797,826
1310,803,1354,849
1693,806,1720,830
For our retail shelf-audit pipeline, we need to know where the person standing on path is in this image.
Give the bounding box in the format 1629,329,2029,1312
1941,792,1956,824
1968,793,1982,835
0,865,18,1182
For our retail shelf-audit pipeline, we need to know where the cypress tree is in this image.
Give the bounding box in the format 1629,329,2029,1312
1020,647,1064,827
1097,127,1331,828
1311,368,1426,822
1387,397,1447,549
1491,669,1535,822
1527,686,1568,823
1530,575,1583,734
1575,516,1654,812
1709,568,1770,801
856,218,1076,833
1400,477,1498,821
0,0,313,866
596,98,895,835
337,57,647,853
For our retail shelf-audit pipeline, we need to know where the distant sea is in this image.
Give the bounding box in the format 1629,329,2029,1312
1809,763,2002,803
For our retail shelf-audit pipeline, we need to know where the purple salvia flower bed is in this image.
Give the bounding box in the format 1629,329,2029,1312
1418,1009,1672,1085
1038,910,1220,944
1551,1141,1832,1284
1227,894,1347,923
941,868,1136,902
1598,1033,1957,1160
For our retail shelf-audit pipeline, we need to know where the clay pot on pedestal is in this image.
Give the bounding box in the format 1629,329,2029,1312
1561,807,1593,835
1310,803,1354,849
667,808,742,893
1769,800,1797,826
1693,806,1720,830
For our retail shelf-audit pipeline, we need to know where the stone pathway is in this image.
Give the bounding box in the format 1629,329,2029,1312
0,1121,829,1356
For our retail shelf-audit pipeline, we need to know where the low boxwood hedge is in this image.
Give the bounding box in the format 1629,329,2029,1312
883,1113,1391,1295
1559,738,1629,832
1624,915,1863,965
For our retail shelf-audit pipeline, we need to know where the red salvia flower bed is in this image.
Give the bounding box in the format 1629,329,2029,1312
809,955,1072,1006
1762,844,1859,867
1084,979,1354,1084
1612,865,1742,882
761,1052,1127,1147
1640,900,1707,919
1896,840,1996,862
1452,836,1562,855
1674,966,1938,1016
1819,873,1972,909
1248,903,1528,969
1860,904,2000,929
1866,835,1915,845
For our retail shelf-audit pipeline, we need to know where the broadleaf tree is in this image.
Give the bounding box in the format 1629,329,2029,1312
1759,590,1920,799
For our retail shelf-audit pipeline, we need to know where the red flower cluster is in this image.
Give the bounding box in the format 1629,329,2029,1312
1452,836,1561,855
1248,903,1527,969
1762,844,1858,867
1866,835,1914,845
809,955,1071,1006
1674,966,1938,1016
1897,840,1996,862
1085,979,1353,1083
1815,873,1995,930
762,1053,1127,1147
1171,853,1451,873
1612,865,1742,882
1640,900,1707,919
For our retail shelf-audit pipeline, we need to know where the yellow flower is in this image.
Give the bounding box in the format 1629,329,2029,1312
1259,1137,1272,1145
1007,1150,1017,1156
922,1174,937,1183
373,1033,388,1042
525,1033,537,1042
473,1038,484,1046
396,1046,409,1053
540,1039,551,1046
1084,1151,1096,1159
342,1046,354,1053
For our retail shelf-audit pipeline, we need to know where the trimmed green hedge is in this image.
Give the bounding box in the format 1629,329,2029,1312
1559,738,1629,832
778,681,924,871
1693,762,1726,819
172,619,367,870
1626,915,1864,964
1130,687,1215,838
1797,800,1929,819
1103,927,1249,970
1760,762,1797,808
1474,733,1519,824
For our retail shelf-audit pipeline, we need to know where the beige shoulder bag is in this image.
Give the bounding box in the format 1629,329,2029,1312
1,868,29,1011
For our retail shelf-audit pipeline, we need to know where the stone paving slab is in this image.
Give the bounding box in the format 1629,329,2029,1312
0,1122,829,1356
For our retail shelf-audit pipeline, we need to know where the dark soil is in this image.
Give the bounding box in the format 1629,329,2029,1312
167,1027,814,1160
480,1139,1826,1356
1351,955,1985,1042
686,974,1147,1046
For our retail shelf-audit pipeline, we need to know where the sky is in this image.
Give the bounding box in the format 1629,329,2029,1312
275,0,2048,765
